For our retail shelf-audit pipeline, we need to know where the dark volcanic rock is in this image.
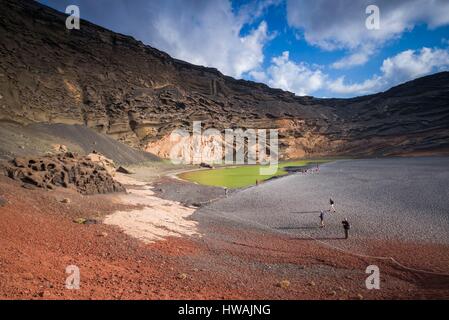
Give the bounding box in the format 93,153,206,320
0,153,125,195
0,0,448,159
116,166,133,174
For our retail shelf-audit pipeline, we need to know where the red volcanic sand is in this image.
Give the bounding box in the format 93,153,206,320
0,175,448,300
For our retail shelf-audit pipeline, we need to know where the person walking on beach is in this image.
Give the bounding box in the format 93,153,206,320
342,218,350,239
330,198,336,212
319,210,325,228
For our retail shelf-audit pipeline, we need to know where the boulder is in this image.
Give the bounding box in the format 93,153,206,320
52,144,68,153
199,162,213,169
86,152,116,176
116,166,133,174
277,280,290,289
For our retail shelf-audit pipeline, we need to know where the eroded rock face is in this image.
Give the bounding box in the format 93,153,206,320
0,0,448,159
0,153,125,195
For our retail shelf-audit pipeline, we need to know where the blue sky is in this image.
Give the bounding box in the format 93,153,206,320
40,0,449,98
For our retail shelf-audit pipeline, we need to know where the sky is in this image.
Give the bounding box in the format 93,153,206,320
40,0,449,98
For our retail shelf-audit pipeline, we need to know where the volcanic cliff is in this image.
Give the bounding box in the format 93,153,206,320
1,0,448,159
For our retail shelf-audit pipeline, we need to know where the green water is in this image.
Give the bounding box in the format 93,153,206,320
179,160,330,189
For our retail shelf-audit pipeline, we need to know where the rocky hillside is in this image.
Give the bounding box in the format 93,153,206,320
1,0,448,159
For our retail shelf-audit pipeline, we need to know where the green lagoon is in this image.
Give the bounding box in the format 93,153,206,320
179,160,330,189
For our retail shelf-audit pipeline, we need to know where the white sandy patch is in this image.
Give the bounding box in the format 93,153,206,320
113,173,149,186
104,176,199,243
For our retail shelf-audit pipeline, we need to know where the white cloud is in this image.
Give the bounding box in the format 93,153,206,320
328,76,383,95
249,70,268,83
252,51,326,96
286,0,449,68
148,0,277,78
328,47,449,95
331,46,374,69
237,0,283,26
253,47,449,97
381,47,449,82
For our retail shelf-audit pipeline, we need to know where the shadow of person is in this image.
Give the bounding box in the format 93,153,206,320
276,226,319,230
290,211,321,214
290,236,345,241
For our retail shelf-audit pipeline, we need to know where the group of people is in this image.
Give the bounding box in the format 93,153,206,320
319,198,351,239
299,163,320,175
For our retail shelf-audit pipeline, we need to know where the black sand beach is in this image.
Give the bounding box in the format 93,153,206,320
196,157,449,247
